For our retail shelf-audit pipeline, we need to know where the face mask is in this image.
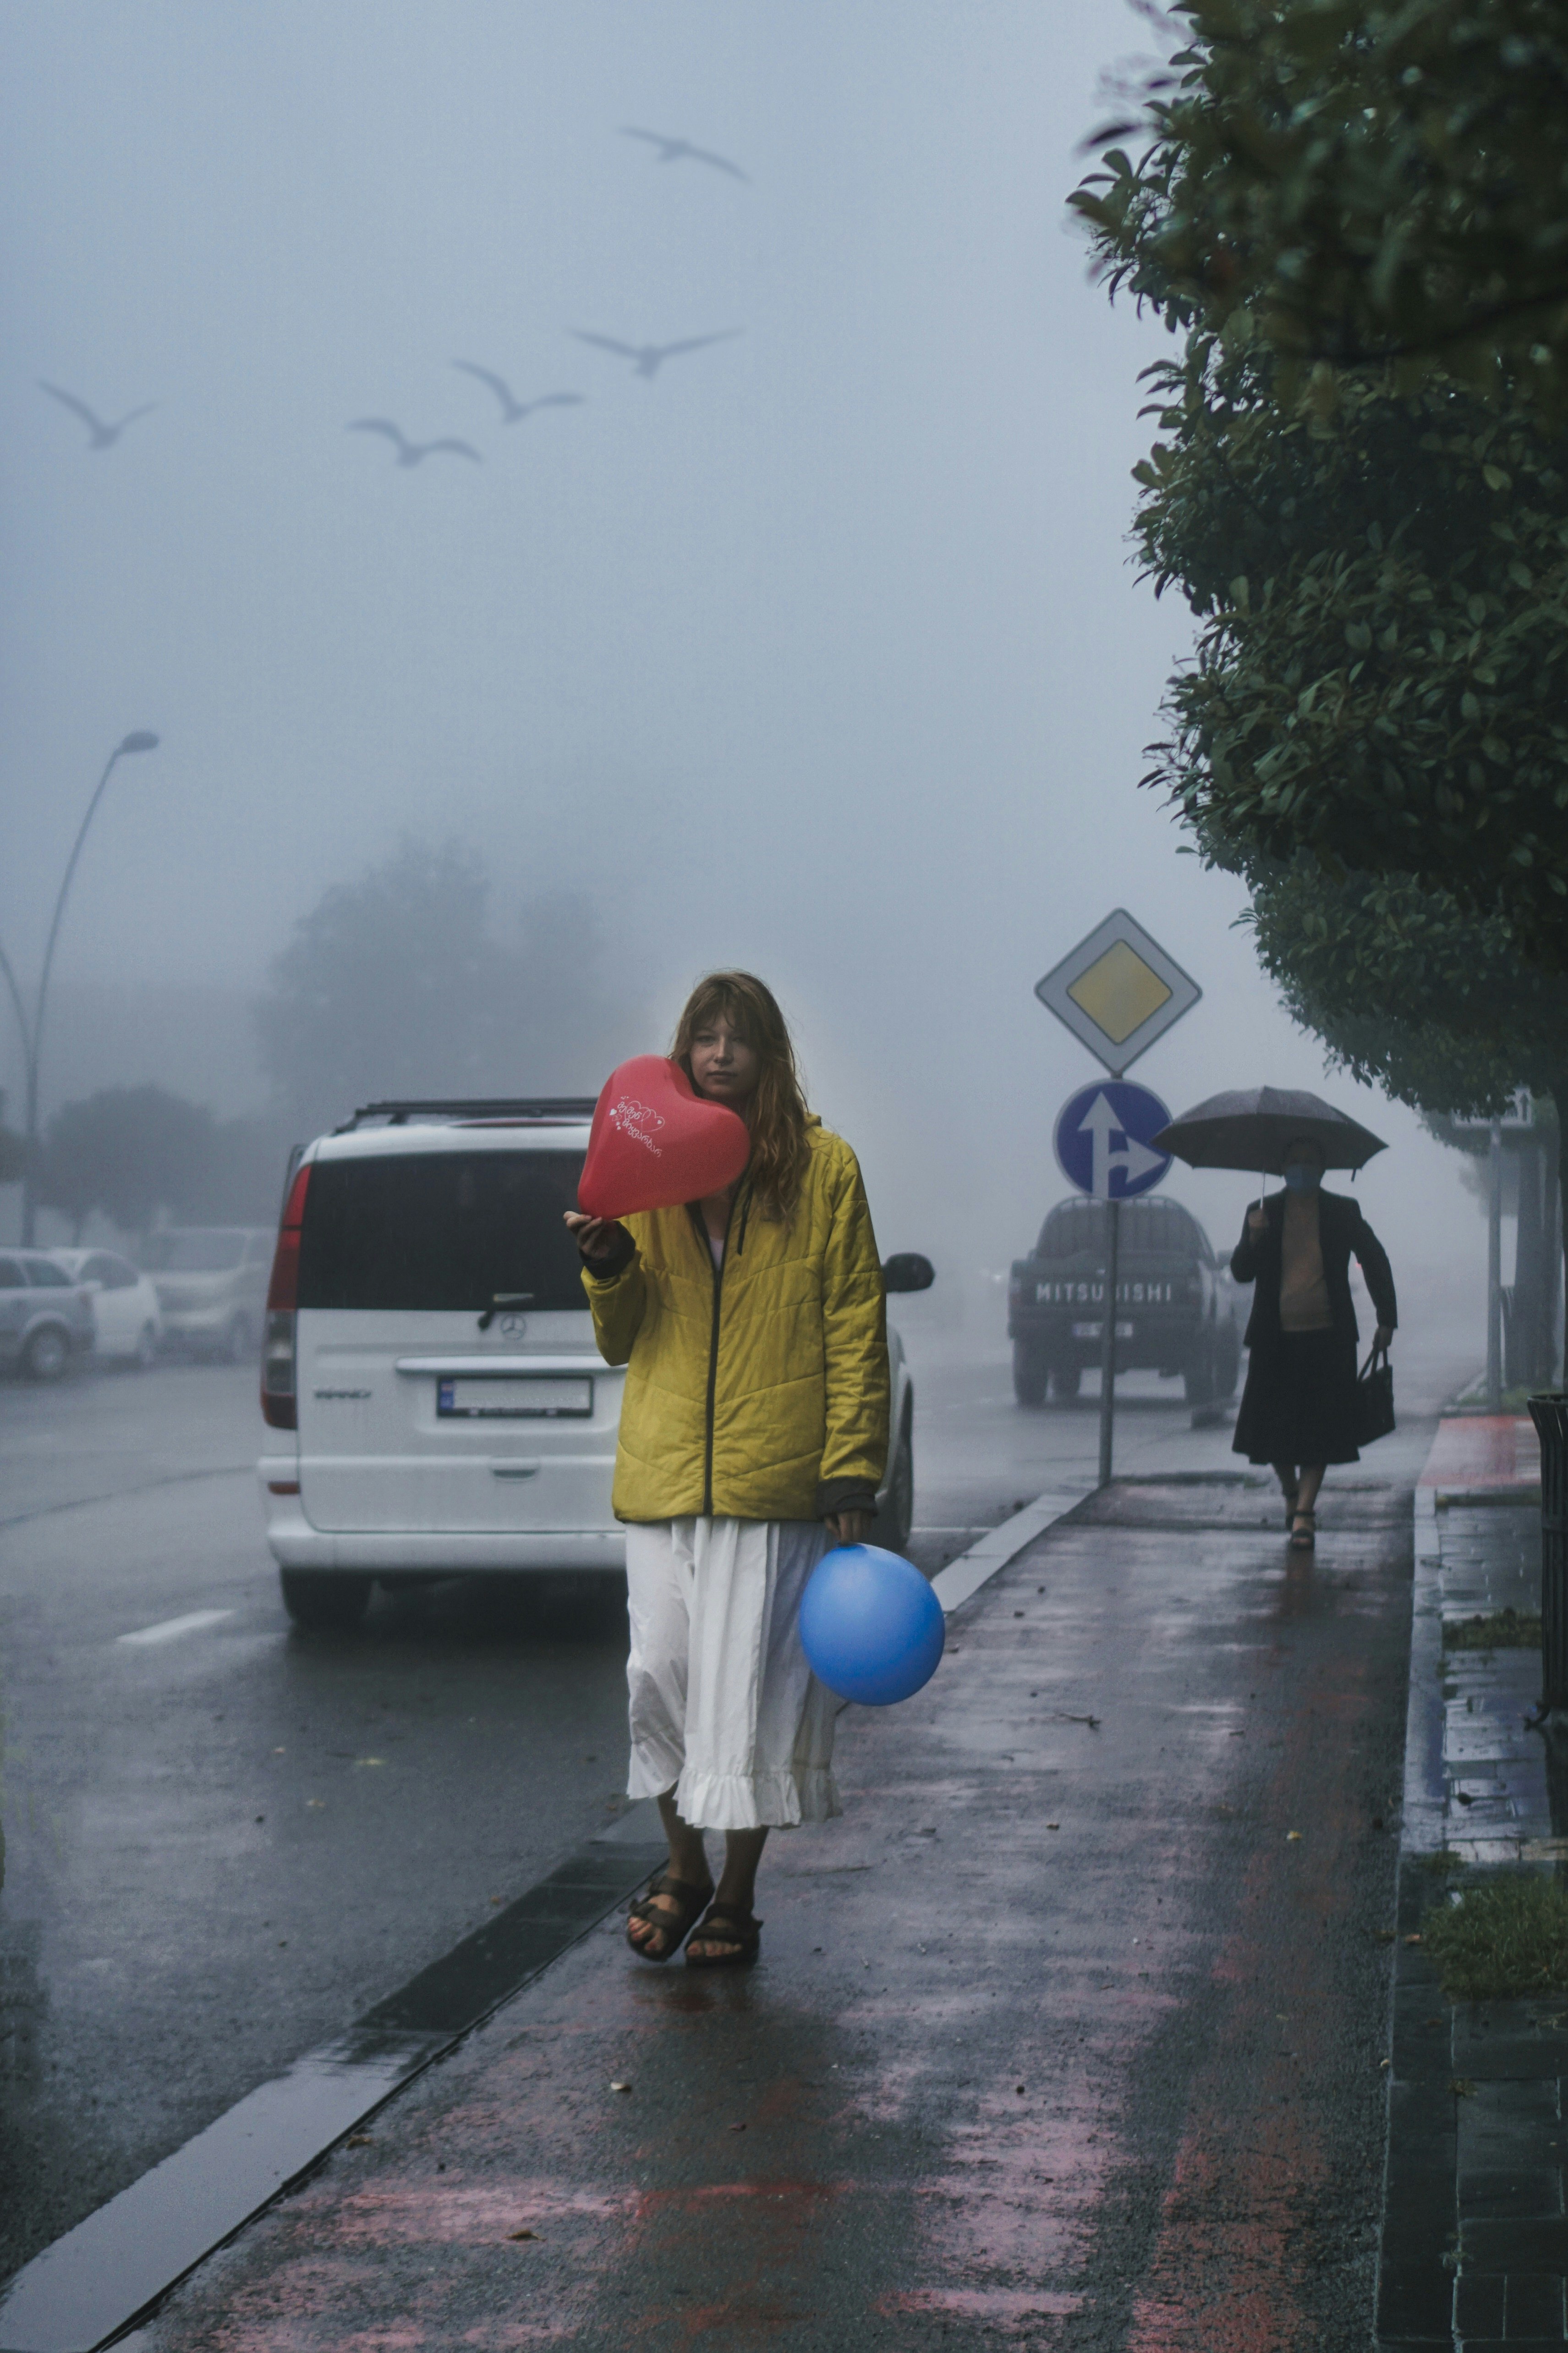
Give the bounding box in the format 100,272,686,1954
1283,1163,1322,1193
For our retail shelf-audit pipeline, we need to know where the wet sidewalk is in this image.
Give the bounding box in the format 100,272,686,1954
1379,1415,1565,2350
113,1469,1415,2351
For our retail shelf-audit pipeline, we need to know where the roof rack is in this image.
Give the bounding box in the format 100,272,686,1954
338,1097,598,1132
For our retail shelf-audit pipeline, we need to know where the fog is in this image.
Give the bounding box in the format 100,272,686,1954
0,1,1490,1356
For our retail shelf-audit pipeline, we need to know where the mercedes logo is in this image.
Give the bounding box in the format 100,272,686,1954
499,1313,528,1337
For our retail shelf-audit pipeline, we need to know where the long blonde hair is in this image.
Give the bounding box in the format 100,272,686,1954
670,971,811,1221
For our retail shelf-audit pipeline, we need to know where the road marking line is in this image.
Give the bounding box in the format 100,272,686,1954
117,1608,236,1648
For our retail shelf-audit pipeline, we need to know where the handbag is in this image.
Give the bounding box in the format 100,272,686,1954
1354,1343,1395,1445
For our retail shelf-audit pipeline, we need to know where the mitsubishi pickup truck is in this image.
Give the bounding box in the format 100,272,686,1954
1007,1193,1243,1409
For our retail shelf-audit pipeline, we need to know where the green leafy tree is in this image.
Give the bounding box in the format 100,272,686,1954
1124,337,1568,967
256,838,620,1140
1071,11,1568,968
1071,0,1568,410
1069,5,1568,1360
1245,859,1568,1113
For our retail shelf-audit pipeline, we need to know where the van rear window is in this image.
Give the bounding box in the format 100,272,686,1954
297,1152,587,1313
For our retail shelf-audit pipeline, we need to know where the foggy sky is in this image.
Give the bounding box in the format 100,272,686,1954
0,1,1490,1331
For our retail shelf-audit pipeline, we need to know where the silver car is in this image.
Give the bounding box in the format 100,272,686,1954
0,1250,96,1380
140,1227,272,1362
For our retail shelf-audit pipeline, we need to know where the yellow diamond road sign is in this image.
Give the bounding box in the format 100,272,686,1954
1067,940,1172,1045
1036,909,1200,1075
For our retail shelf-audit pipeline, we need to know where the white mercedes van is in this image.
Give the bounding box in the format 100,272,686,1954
258,1099,928,1627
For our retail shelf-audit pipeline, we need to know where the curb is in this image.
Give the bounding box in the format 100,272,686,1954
1376,1466,1568,2349
1377,1485,1458,2348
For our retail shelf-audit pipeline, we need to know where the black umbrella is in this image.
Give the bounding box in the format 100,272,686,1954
1152,1086,1387,1177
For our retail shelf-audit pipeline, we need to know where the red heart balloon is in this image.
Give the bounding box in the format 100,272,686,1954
578,1055,751,1220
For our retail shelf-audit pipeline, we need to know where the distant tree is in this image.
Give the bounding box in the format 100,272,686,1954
30,1091,291,1239
187,1115,295,1225
255,838,620,1139
1071,0,1568,415
34,1087,218,1240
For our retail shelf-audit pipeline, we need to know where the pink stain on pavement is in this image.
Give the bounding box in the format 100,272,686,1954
1122,1577,1381,2349
194,2264,429,2353
1419,1413,1539,1490
329,2179,631,2243
880,2286,1082,2320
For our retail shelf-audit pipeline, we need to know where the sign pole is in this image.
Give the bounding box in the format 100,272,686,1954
1037,910,1201,1498
1097,1194,1121,1488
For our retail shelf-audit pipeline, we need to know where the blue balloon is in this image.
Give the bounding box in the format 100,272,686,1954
799,1543,946,1706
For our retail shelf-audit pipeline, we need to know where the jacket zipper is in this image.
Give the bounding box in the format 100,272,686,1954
691,1181,747,1517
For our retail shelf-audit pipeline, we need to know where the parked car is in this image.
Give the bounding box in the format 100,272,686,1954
1007,1193,1243,1409
258,1098,932,1629
0,1250,96,1380
51,1249,163,1367
140,1227,272,1362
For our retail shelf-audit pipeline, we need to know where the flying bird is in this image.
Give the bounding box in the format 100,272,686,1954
450,363,586,424
38,382,157,450
346,419,482,467
620,127,749,182
571,330,742,381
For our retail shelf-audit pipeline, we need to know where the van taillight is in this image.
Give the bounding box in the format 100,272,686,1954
261,1164,310,1430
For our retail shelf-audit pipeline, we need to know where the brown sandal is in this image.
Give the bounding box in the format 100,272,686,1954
625,1872,714,1963
684,1902,762,1969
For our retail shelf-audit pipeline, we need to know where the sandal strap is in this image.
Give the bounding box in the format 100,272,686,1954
628,1874,713,1936
647,1872,713,1904
690,1904,761,1944
630,1875,711,1918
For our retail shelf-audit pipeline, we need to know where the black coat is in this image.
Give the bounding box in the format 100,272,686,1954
1229,1189,1397,1358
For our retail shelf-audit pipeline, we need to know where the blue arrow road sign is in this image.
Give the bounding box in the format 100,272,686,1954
1054,1080,1172,1201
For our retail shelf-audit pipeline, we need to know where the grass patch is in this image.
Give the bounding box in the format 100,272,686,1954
1411,1847,1467,1880
1421,1873,1568,2001
1443,1609,1543,1652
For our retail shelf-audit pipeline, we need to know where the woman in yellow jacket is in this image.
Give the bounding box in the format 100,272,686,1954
566,971,889,1968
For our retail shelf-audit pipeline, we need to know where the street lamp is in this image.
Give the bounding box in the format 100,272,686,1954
0,731,161,1244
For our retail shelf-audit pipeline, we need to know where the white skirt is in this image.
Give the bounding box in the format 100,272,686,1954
623,1517,840,1830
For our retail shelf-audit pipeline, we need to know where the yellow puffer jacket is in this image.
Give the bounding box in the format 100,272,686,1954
583,1120,889,1523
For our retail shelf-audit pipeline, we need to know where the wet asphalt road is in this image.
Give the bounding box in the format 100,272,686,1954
0,1322,1469,2307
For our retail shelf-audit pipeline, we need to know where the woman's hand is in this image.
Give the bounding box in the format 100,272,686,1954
824,1508,873,1547
564,1210,626,1264
1247,1202,1267,1233
1373,1324,1393,1352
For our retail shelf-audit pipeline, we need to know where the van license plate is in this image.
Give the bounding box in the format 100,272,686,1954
1071,1321,1134,1340
437,1376,592,1419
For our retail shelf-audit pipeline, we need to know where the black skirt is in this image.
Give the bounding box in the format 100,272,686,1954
1232,1329,1361,1467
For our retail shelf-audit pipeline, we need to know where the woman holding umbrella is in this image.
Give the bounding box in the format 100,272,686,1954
1231,1135,1397,1546
1152,1091,1398,1550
